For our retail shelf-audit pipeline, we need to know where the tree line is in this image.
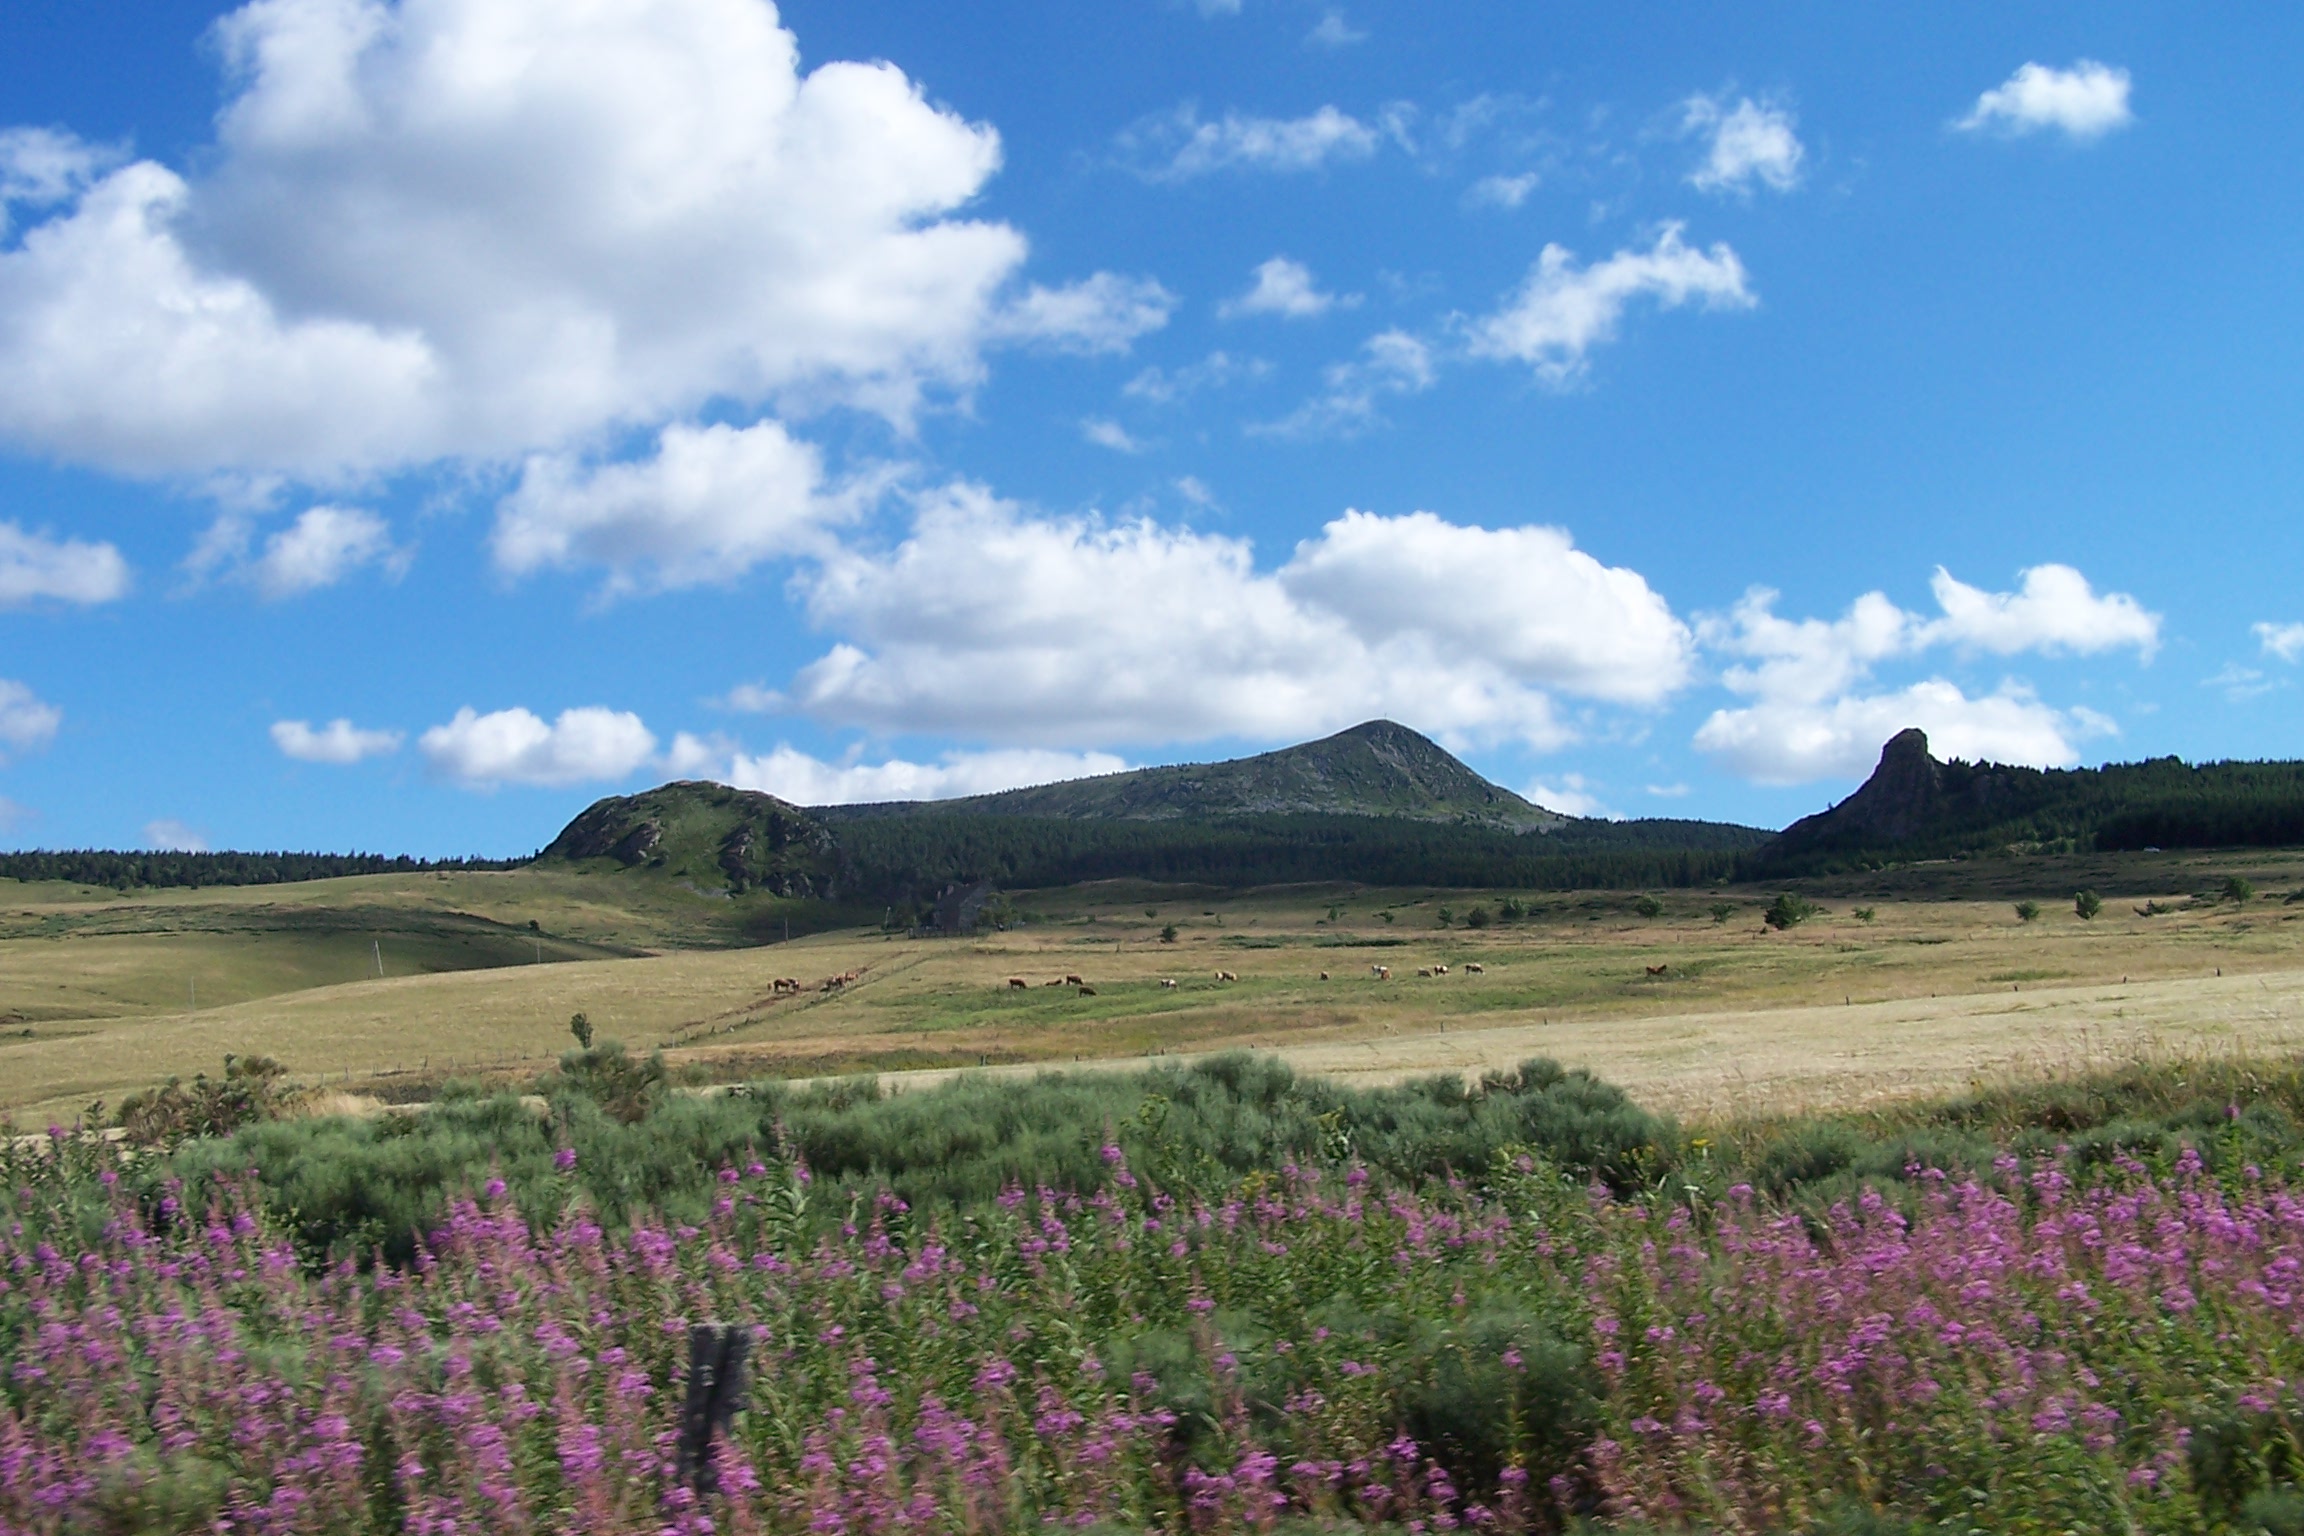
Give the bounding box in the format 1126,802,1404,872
0,849,525,890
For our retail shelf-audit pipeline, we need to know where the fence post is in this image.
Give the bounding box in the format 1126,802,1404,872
676,1322,751,1495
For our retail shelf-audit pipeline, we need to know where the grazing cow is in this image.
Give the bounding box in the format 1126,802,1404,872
821,976,844,992
772,977,801,995
1645,964,1668,977
1215,970,1238,982
1008,977,1028,990
1374,965,1392,980
1159,978,1177,989
1064,974,1084,986
1417,967,1434,978
1432,964,1449,976
1319,971,1330,981
1077,985,1097,997
1043,979,1065,987
1463,963,1485,975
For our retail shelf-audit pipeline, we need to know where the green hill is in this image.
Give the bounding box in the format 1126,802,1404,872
536,781,842,898
1750,728,2304,876
821,720,1566,831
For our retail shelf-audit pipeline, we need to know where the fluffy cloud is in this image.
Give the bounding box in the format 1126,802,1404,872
1123,351,1269,405
251,506,405,598
1253,329,1435,438
1525,773,1611,819
270,717,405,763
1922,564,2160,657
2255,621,2304,664
1465,224,1755,384
1467,172,1540,210
144,818,210,852
1080,418,1145,454
1696,679,2104,784
1683,96,1804,194
1957,61,2134,142
988,274,1177,355
492,420,855,591
1693,564,2153,783
0,678,61,761
0,0,1102,481
1222,257,1355,319
0,520,131,606
419,705,656,788
724,745,1129,805
1126,105,1383,179
0,127,117,236
779,485,1687,750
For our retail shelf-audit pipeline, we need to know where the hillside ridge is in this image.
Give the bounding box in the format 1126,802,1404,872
818,720,1567,831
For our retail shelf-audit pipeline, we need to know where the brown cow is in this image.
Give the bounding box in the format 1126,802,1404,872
1064,974,1084,986
1077,985,1097,997
1645,964,1668,977
1319,971,1330,981
1007,977,1029,990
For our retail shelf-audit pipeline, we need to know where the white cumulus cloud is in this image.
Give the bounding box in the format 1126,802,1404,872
419,705,657,789
1922,564,2160,658
144,818,210,853
1683,95,1804,194
1696,679,2104,785
2255,621,2304,664
0,0,1094,481
1467,172,1540,209
270,717,405,764
1525,773,1612,819
0,520,131,606
724,744,1130,805
0,678,61,761
1465,223,1755,384
1126,104,1382,179
988,273,1177,355
492,420,857,592
1221,257,1356,320
780,485,1688,751
1080,418,1145,454
251,506,405,598
1957,61,2134,142
1692,564,2154,784
1253,329,1435,438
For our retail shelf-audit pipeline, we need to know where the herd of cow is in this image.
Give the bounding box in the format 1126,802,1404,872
996,962,1491,993
769,967,866,998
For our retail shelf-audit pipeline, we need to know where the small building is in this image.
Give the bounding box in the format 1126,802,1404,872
931,880,997,936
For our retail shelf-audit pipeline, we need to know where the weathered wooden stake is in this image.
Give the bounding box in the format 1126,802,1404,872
676,1322,751,1494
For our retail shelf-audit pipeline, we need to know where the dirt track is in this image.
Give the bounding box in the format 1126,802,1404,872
823,967,2304,1120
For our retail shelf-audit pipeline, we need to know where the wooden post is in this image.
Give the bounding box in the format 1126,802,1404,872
676,1322,751,1494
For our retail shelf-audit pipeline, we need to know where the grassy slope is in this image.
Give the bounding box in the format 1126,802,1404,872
8,846,2303,1126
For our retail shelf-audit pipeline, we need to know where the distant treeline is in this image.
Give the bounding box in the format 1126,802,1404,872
1751,756,2304,876
834,811,1769,900
0,849,527,890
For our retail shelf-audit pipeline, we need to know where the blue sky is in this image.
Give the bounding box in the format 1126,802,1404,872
1,0,2298,858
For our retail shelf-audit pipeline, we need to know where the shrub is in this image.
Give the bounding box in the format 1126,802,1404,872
2015,900,2041,922
568,1011,594,1049
2225,875,2258,904
116,1054,290,1146
1853,906,1877,923
555,1041,666,1124
1464,905,1491,929
1160,923,1178,944
1632,894,1663,919
1763,893,1817,930
2075,889,2104,921
1709,900,1737,925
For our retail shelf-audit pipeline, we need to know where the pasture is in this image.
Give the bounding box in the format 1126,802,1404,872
4,846,2303,1126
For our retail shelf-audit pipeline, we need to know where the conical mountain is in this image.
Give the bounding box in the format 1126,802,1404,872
827,720,1565,831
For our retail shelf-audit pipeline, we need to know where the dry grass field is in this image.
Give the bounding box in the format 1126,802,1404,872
5,848,2303,1126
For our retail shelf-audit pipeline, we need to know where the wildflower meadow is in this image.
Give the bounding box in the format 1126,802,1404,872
7,1055,2304,1533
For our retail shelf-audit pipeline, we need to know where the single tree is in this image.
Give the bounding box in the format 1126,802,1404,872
1465,905,1491,929
1852,907,1877,924
2075,890,2103,922
1436,906,1454,928
1159,923,1178,944
2223,876,2256,904
1633,895,1663,919
2015,901,2042,923
1763,893,1817,930
1709,900,1737,925
569,1012,594,1050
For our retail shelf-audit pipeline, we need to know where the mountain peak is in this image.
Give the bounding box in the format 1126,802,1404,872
822,719,1565,831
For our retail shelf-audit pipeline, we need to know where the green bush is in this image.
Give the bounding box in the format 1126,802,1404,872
1633,894,1663,919
2014,900,2041,922
2074,889,2104,921
1763,893,1818,930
